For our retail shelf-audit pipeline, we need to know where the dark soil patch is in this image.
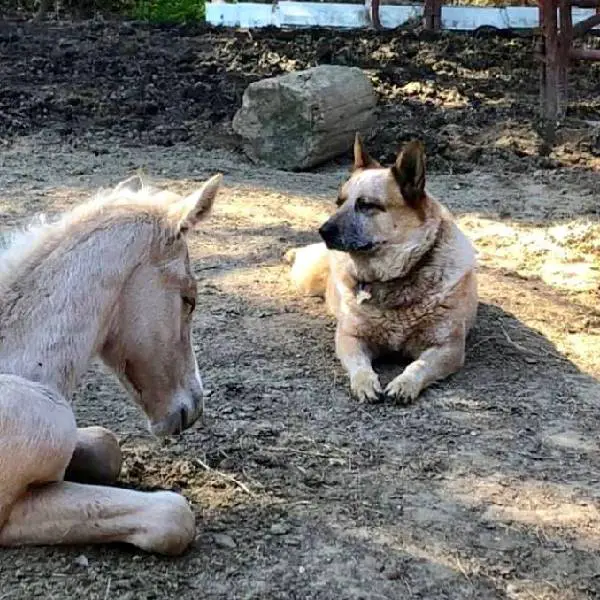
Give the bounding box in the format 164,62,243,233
1,20,600,172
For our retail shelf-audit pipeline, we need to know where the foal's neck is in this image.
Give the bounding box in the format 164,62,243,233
0,222,147,399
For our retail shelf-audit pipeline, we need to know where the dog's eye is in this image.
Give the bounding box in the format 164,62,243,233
182,295,196,314
356,197,385,212
336,196,345,207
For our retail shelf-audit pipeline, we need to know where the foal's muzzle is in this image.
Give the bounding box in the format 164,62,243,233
150,388,204,437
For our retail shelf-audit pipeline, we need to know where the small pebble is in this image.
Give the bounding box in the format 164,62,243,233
270,523,291,535
213,533,237,549
74,555,89,568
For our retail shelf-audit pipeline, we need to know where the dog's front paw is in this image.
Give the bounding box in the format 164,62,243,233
385,371,423,404
350,369,382,403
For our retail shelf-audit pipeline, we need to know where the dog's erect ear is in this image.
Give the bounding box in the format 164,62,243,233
392,140,426,207
353,133,381,170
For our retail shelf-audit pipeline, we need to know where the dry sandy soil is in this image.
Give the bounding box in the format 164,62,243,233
1,19,600,600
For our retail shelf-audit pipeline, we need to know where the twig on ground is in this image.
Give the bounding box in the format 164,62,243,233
500,324,565,361
454,556,473,586
468,335,496,352
500,324,534,354
264,446,347,460
103,578,112,600
194,457,254,496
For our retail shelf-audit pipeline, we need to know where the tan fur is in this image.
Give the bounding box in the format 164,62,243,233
0,173,222,554
288,137,478,403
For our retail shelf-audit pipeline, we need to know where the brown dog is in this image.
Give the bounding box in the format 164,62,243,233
286,135,478,403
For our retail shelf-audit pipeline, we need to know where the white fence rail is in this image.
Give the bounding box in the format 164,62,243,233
206,2,599,31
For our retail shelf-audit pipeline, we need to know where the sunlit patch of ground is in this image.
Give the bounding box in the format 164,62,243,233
458,215,600,375
462,216,600,296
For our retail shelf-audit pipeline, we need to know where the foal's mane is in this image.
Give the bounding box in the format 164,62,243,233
0,181,175,296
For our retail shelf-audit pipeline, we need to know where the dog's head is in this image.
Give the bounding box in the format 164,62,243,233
319,134,429,256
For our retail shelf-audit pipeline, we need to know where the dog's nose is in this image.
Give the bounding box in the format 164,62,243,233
319,219,338,243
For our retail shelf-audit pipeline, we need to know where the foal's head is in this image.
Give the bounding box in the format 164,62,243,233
100,174,222,436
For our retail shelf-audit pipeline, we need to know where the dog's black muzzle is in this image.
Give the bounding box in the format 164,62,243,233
319,218,374,253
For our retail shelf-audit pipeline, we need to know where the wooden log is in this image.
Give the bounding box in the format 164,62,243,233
232,66,377,171
570,47,600,59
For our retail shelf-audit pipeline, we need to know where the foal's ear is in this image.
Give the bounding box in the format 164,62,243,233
114,174,144,194
169,174,223,235
391,140,426,208
353,132,380,171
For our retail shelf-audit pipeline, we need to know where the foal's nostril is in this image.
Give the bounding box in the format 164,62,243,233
192,389,204,414
179,406,188,431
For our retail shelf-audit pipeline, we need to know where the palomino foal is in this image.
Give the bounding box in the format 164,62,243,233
0,173,222,555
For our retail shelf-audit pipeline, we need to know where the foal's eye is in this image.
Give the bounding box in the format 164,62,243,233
356,197,385,213
182,295,196,314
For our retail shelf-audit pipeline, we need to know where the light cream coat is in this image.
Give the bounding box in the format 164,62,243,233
0,173,222,555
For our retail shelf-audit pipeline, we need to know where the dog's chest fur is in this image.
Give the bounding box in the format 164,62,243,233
340,271,449,351
329,222,476,352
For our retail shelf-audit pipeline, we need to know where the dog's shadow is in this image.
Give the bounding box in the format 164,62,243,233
372,300,595,400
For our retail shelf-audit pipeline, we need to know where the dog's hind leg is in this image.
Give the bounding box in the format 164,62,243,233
285,243,330,297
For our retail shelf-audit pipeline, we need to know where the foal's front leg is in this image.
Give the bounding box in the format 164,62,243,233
64,427,123,485
0,482,195,556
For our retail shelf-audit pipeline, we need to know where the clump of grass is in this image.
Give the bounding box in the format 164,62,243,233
132,0,205,23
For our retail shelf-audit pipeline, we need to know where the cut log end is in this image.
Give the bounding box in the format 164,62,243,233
232,65,377,171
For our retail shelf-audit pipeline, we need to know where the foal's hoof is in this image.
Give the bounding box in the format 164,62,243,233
64,426,123,485
129,492,196,556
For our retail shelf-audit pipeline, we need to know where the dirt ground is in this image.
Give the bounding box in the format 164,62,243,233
1,19,600,600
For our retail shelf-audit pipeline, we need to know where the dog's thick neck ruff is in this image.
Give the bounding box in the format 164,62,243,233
352,221,445,309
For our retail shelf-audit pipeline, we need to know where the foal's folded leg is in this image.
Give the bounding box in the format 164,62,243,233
0,374,78,530
0,375,195,556
64,427,123,485
0,482,196,556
